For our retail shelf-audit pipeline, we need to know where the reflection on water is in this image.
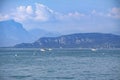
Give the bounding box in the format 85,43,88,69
0,48,120,80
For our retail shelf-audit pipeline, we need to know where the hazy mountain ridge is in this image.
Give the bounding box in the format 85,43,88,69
0,19,32,47
0,20,60,47
14,33,120,48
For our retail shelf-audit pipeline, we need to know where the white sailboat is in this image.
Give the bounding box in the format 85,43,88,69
40,48,45,52
91,48,97,51
48,48,52,51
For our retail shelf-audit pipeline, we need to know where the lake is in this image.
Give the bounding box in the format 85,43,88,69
0,48,120,80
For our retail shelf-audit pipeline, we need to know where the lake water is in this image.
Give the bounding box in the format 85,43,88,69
0,48,120,80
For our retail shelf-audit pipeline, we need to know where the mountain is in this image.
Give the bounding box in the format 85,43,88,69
0,19,32,47
0,19,61,47
14,33,120,48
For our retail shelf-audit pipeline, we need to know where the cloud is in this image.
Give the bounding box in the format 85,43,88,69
0,14,9,21
1,3,111,23
17,6,26,12
13,3,57,22
26,6,33,14
0,3,51,22
68,12,85,18
0,3,86,22
0,3,120,22
91,10,104,17
90,8,120,19
107,7,120,19
11,5,34,21
34,3,55,21
58,12,85,21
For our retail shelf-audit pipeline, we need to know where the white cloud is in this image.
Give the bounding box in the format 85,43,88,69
16,5,33,14
58,11,85,21
12,5,33,21
1,3,120,22
0,14,10,21
90,8,120,19
107,7,120,19
91,10,104,16
17,6,26,12
12,3,56,22
26,6,33,14
68,12,84,17
34,3,54,21
68,12,85,18
0,3,86,22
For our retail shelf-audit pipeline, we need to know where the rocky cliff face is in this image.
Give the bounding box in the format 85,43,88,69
14,33,120,48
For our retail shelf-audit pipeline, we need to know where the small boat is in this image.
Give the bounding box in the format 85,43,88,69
15,54,17,57
48,48,52,51
91,48,97,51
40,49,45,52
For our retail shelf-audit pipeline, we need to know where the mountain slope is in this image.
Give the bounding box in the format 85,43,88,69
0,19,61,47
0,20,31,47
14,33,120,48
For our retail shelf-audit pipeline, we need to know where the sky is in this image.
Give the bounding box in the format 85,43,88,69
0,0,120,35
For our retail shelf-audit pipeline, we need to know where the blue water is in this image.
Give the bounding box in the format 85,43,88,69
0,48,120,80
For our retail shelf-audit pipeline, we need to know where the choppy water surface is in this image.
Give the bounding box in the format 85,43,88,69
0,48,120,80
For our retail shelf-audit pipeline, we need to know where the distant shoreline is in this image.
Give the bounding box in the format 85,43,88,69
0,47,120,50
